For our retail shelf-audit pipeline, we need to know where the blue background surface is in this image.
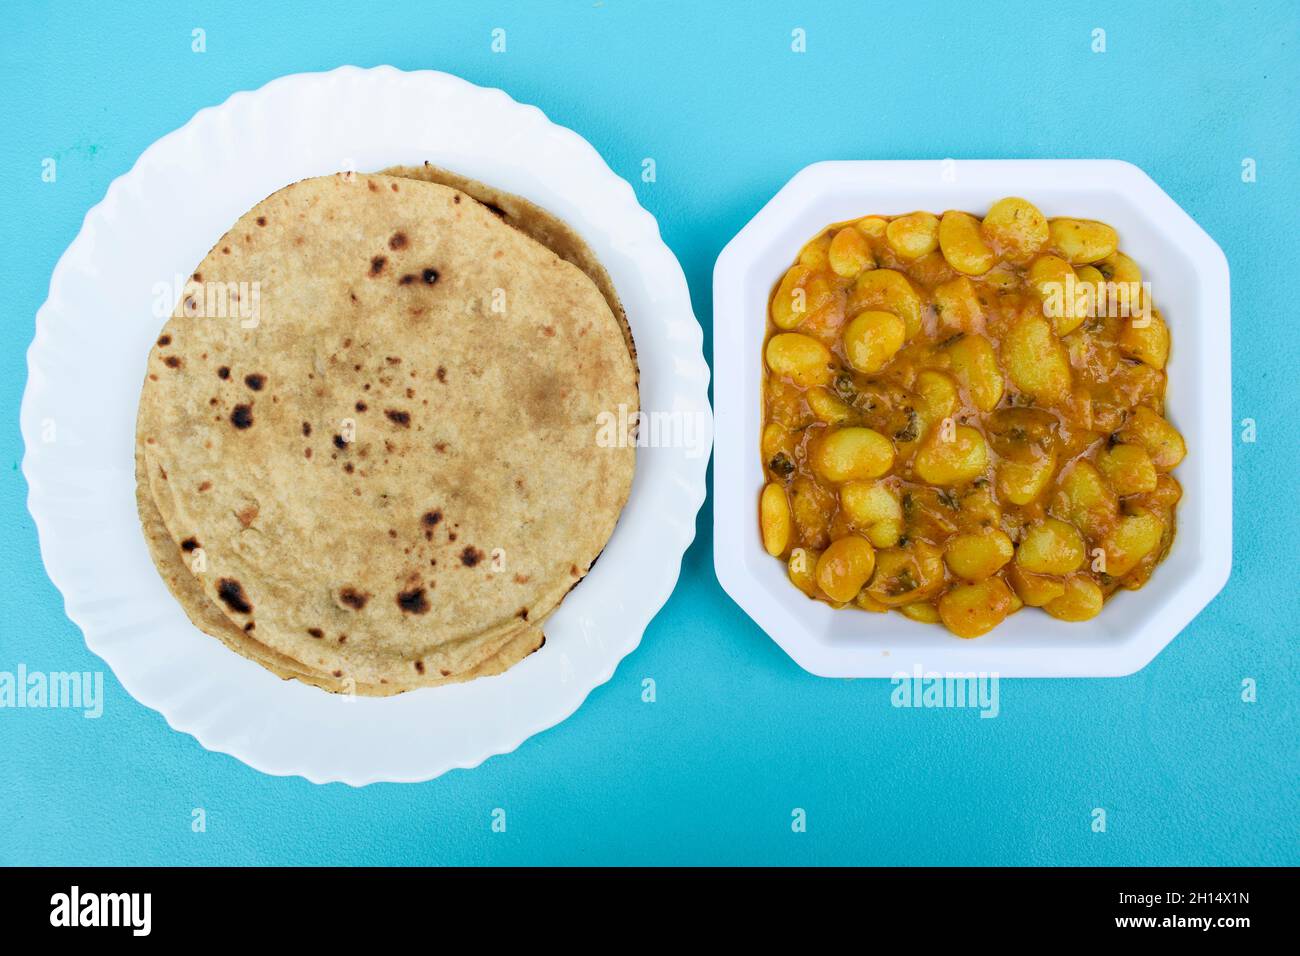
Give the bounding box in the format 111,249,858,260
1,1,1296,866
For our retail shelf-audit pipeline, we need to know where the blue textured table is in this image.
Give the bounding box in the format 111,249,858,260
2,1,1296,866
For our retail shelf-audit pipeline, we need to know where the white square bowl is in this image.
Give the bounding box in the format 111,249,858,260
713,160,1231,678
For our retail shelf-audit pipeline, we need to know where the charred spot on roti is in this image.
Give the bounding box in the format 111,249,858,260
216,578,253,614
333,434,347,449
517,608,528,620
164,355,183,369
256,216,267,227
217,366,231,380
301,422,311,436
398,274,417,285
244,373,266,391
388,232,409,250
436,366,447,382
421,268,439,285
384,409,411,427
236,503,259,527
197,481,212,492
230,404,254,429
355,401,367,412
396,587,430,614
339,587,370,610
414,660,425,674
243,622,255,632
307,627,324,639
180,537,200,552
369,255,387,276
422,509,442,527
460,546,484,568
157,334,172,347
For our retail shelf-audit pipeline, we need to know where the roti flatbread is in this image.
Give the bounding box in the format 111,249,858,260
136,171,636,693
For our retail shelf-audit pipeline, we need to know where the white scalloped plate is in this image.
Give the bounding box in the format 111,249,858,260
22,66,711,785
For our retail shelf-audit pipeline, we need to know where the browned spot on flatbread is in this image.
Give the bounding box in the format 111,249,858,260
339,587,370,610
396,587,430,614
216,578,253,614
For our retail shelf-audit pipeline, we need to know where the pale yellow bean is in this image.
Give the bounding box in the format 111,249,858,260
945,333,1004,411
938,210,997,275
1016,518,1087,575
760,482,793,557
843,310,906,373
815,535,877,603
1003,316,1072,404
766,332,833,386
938,578,1015,638
945,530,1015,581
885,212,940,260
1120,407,1186,471
811,427,896,483
1098,443,1158,495
913,424,989,486
1049,218,1119,264
981,197,1049,263
828,226,875,277
1043,575,1105,621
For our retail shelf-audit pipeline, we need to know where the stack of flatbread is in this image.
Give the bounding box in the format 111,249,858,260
135,167,637,695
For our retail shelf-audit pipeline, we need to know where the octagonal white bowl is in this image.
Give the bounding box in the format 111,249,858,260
713,160,1231,678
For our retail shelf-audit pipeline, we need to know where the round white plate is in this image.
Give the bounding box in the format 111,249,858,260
22,66,711,785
